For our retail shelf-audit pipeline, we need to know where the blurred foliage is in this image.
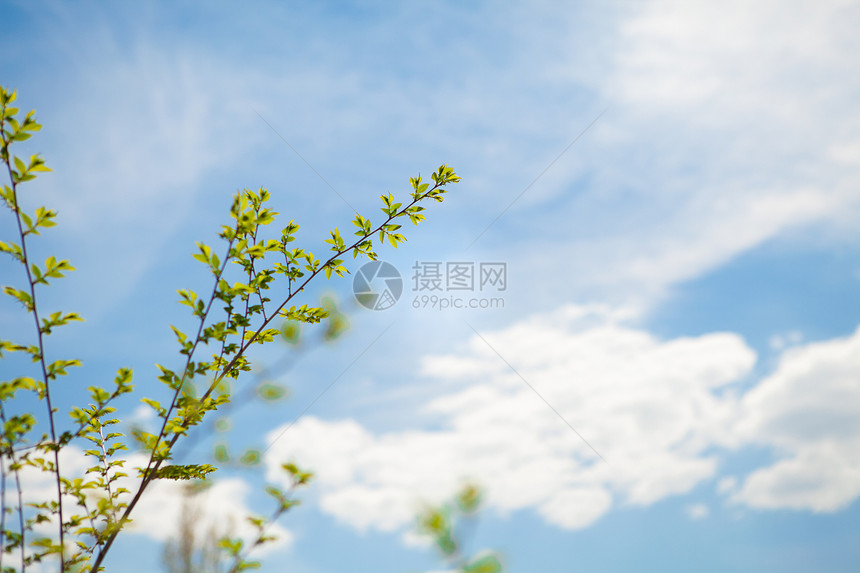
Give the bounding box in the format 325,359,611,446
162,482,230,573
417,484,503,573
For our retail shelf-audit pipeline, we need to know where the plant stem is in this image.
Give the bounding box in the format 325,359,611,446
2,134,65,570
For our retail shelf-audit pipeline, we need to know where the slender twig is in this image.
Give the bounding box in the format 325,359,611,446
227,483,298,573
206,180,447,404
240,223,256,345
92,177,454,572
0,404,27,572
0,408,8,572
81,498,100,555
249,266,270,325
2,122,65,569
14,456,25,572
0,450,5,572
96,425,117,529
144,231,237,475
170,315,303,463
89,231,236,571
12,388,127,456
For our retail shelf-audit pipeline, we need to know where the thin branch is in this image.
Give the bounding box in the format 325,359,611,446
89,231,236,571
227,483,298,573
2,116,64,569
206,180,447,403
14,456,25,572
91,176,455,572
0,405,29,573
0,450,5,572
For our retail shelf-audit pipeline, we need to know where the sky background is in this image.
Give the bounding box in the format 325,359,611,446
2,1,860,572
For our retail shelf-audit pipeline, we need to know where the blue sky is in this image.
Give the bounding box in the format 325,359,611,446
2,1,860,572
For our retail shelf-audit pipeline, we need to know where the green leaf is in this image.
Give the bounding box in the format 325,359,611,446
245,243,266,258
214,443,230,463
239,449,261,466
463,554,503,573
46,358,82,379
456,483,482,513
141,397,166,417
170,325,188,345
40,310,83,334
192,242,212,265
28,154,50,173
256,382,287,401
20,212,34,233
151,464,217,481
0,239,23,261
219,537,243,555
13,155,26,175
281,322,301,344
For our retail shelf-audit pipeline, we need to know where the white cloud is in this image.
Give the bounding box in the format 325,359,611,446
733,447,860,513
716,475,738,495
733,326,860,512
769,331,804,351
265,304,757,533
263,304,860,536
685,503,709,520
537,487,614,530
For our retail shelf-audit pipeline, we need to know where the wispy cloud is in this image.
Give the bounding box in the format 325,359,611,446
474,0,860,307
